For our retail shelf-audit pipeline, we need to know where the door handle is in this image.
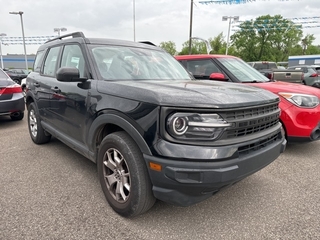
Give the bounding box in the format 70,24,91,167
34,82,40,87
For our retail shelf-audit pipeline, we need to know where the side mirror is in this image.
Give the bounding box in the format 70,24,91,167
209,73,228,81
56,67,86,82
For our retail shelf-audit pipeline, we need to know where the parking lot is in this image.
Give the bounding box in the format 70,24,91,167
1,113,319,240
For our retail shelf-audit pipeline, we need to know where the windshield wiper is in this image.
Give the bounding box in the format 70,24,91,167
244,80,266,83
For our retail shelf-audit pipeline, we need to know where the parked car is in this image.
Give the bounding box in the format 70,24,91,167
287,65,320,88
0,68,25,120
20,77,27,101
176,54,320,143
25,32,286,217
247,61,304,84
3,68,28,84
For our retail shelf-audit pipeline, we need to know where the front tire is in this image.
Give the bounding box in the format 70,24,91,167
27,102,51,144
13,79,21,85
97,132,155,217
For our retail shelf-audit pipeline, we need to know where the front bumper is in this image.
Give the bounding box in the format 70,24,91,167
287,121,320,142
280,104,320,142
145,133,286,207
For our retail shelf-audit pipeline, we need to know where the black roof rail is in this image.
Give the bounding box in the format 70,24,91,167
139,41,156,46
45,32,85,44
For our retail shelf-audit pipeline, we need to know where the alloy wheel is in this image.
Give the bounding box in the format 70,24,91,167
29,109,38,138
103,148,131,203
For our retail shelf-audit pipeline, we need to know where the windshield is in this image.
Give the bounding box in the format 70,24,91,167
217,57,270,83
90,45,192,81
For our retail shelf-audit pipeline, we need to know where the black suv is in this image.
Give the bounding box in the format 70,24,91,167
26,32,286,217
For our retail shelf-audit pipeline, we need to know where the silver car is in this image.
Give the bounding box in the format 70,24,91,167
287,65,320,88
0,68,25,120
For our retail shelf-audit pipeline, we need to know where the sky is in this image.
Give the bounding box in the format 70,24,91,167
1,0,320,55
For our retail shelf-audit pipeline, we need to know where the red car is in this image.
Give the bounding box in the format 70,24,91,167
176,54,320,143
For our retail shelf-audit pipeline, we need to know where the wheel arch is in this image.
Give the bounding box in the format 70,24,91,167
25,91,36,109
88,113,152,161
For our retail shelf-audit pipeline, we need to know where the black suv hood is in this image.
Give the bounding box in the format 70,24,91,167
97,80,279,108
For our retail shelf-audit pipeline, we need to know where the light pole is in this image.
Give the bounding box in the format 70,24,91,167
222,15,239,55
133,0,136,41
188,0,194,54
54,27,67,37
9,11,28,71
0,33,6,69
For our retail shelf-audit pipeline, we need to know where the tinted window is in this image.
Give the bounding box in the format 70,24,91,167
43,47,61,77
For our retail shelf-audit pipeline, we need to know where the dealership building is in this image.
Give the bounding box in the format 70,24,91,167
1,54,36,69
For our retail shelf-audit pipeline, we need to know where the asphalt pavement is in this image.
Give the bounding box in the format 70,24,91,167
1,114,319,240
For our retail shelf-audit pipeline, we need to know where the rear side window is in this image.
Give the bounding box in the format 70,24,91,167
42,47,61,77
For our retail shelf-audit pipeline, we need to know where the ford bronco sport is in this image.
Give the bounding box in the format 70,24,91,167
25,32,286,217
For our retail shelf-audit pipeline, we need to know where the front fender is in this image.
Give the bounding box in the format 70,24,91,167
87,113,152,160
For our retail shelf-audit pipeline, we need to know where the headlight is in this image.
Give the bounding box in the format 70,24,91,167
278,92,319,108
166,113,231,140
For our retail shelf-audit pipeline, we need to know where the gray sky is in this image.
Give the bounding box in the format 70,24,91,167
1,0,320,55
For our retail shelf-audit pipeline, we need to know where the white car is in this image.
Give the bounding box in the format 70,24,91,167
20,78,26,99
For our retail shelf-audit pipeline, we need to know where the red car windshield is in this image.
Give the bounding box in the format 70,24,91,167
217,57,271,83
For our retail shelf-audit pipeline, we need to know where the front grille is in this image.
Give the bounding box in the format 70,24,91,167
219,103,280,139
227,117,279,138
238,133,279,156
224,103,279,120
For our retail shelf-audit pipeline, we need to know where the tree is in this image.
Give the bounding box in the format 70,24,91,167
178,33,230,55
231,15,303,62
167,14,320,59
178,39,208,55
301,34,316,55
159,41,177,55
208,32,226,54
304,45,320,55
